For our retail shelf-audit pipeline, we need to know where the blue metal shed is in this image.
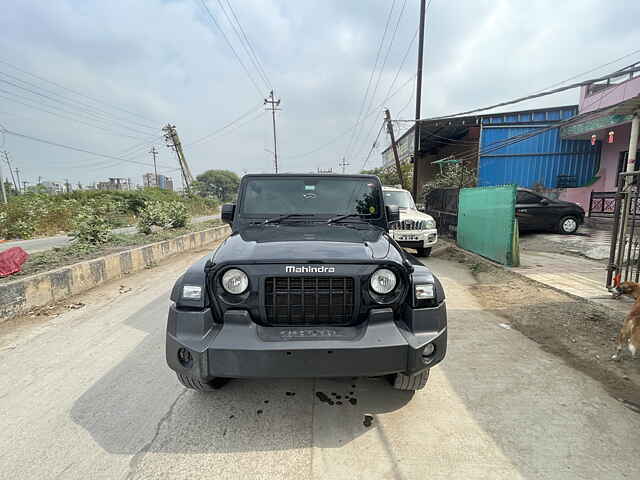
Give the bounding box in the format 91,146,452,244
477,110,600,188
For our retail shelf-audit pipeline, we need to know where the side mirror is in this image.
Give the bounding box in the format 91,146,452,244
221,203,235,224
540,198,549,206
385,204,400,223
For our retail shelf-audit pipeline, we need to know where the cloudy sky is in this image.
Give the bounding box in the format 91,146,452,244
0,0,639,188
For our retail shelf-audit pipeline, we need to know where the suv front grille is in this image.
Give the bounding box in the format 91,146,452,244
390,219,427,231
264,276,355,326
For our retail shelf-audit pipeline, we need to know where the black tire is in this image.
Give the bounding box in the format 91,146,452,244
416,247,432,257
557,216,579,235
391,369,430,391
176,373,229,392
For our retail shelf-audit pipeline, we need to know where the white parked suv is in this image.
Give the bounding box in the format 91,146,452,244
383,186,438,257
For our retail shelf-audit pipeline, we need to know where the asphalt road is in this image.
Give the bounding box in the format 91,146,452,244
0,249,638,479
0,214,219,254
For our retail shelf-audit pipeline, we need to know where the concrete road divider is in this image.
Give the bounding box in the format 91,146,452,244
0,225,230,323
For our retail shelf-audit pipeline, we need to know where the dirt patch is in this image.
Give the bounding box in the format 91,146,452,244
436,246,640,409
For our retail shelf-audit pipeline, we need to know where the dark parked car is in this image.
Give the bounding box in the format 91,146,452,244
516,188,585,234
166,174,447,393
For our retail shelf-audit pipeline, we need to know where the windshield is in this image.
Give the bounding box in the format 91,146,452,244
383,190,415,209
240,177,382,218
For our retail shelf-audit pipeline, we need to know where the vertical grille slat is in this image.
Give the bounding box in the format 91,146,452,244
265,276,354,326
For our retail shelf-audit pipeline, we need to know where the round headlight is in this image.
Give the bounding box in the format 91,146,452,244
221,268,248,294
370,268,397,295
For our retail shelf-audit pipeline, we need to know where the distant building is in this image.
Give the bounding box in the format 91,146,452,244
97,177,132,191
558,64,640,212
40,181,65,195
142,173,174,191
381,105,598,202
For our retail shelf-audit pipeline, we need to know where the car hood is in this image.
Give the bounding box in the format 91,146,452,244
212,224,402,264
398,208,435,222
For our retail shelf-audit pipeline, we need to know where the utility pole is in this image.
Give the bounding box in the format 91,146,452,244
163,124,194,195
65,179,70,193
15,168,22,194
264,90,281,173
22,180,30,192
0,160,6,204
412,0,427,200
3,151,18,193
149,146,159,187
339,157,350,174
385,109,406,190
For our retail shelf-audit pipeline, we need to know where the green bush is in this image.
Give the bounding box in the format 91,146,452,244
166,201,189,228
137,200,192,234
70,202,113,245
0,194,61,239
137,201,171,234
0,188,217,240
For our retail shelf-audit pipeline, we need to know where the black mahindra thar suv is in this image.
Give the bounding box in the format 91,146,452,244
166,174,447,392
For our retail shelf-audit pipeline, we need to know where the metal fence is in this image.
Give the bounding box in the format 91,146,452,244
423,187,459,237
457,185,519,266
589,191,617,217
606,172,640,287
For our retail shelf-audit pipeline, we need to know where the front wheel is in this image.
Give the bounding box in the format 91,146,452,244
416,247,432,257
558,216,579,234
176,373,229,392
391,370,430,391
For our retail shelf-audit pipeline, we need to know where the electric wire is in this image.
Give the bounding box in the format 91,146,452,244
199,0,266,97
0,127,177,170
361,120,387,170
341,0,397,162
283,73,416,160
355,0,433,167
220,0,272,90
0,92,155,141
534,48,640,93
0,70,157,131
350,0,408,162
0,84,156,138
420,65,640,121
432,105,614,166
0,58,159,124
185,102,264,146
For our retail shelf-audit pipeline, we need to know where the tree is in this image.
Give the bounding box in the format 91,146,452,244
194,170,240,202
361,161,413,189
422,161,477,196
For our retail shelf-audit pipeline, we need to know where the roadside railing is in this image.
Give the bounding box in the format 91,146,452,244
589,191,617,217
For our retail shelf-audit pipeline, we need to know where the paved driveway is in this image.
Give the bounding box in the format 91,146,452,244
0,251,638,479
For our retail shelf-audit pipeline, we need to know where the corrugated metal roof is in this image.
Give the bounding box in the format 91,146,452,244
478,126,600,188
381,105,579,157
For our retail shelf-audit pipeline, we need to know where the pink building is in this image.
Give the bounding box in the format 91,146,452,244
559,64,640,214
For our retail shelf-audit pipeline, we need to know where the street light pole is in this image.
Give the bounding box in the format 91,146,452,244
264,90,281,173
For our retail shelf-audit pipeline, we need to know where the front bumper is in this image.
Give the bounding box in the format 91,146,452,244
166,303,447,379
391,228,438,249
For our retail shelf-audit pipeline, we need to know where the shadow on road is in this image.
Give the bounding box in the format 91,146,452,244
70,294,413,455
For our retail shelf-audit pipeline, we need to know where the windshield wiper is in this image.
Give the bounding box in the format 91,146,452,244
326,213,370,224
263,214,316,225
